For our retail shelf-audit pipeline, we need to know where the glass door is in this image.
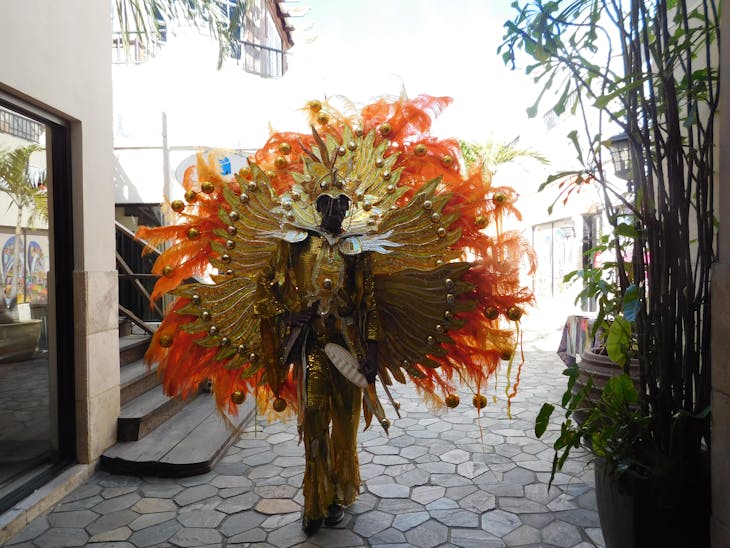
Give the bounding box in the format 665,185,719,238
0,98,74,513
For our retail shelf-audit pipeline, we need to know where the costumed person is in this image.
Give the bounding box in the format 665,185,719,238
137,93,536,535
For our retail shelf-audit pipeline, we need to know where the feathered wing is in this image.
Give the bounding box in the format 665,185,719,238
368,176,523,406
139,160,301,414
138,93,537,418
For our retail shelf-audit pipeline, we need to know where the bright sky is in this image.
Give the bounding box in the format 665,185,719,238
280,0,544,143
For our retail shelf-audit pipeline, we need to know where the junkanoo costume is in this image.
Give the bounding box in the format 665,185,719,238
138,94,535,527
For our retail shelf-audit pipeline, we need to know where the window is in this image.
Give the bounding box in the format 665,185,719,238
241,0,287,77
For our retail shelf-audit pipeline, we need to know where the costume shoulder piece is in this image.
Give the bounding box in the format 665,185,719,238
137,93,536,418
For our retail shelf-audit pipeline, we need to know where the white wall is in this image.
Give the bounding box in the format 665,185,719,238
0,0,119,468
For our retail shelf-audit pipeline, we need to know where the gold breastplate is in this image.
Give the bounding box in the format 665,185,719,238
294,236,347,316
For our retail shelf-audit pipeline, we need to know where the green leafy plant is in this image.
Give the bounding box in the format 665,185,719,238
563,228,639,366
501,0,717,488
536,370,652,488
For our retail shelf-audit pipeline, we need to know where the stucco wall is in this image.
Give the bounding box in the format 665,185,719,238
0,1,119,463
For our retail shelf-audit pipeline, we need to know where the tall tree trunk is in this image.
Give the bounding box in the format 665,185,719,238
10,204,23,309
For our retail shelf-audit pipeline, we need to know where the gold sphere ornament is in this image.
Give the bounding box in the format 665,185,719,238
272,397,287,413
201,181,215,194
278,142,292,154
379,122,392,136
308,99,322,112
316,112,329,125
493,192,507,205
186,227,200,240
475,215,488,229
380,417,391,429
184,190,198,203
231,391,245,405
445,393,460,408
274,156,288,169
414,143,427,156
441,154,454,167
238,166,251,179
171,199,185,213
158,334,173,348
393,400,401,411
483,306,500,320
473,394,488,409
507,306,523,321
162,265,175,278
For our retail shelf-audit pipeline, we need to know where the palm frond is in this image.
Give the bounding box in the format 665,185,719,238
114,0,248,68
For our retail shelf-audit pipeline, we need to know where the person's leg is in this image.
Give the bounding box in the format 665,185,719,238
300,348,334,533
328,361,362,514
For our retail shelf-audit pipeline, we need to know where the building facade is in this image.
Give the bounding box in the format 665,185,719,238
0,1,117,541
0,1,295,543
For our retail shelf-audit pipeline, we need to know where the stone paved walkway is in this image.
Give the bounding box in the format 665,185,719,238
5,327,605,548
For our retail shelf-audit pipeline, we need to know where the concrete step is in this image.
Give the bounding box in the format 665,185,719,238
117,385,195,442
120,358,159,405
119,334,150,366
101,393,255,477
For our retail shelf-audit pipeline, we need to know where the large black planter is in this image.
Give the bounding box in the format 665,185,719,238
594,458,710,548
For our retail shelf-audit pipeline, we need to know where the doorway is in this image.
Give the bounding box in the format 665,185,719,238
0,96,75,513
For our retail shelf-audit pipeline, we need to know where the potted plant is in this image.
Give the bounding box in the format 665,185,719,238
560,232,640,421
0,144,48,361
501,1,717,546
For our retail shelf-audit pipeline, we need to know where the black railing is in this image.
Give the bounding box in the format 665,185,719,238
116,222,162,334
0,107,44,143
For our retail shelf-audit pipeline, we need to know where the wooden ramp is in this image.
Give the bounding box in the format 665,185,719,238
101,331,255,477
101,395,254,477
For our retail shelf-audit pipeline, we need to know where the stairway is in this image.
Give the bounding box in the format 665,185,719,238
100,323,255,477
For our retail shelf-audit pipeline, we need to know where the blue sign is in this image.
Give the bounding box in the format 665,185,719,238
218,156,232,175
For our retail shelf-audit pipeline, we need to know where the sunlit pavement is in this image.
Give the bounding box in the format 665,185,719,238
6,325,605,548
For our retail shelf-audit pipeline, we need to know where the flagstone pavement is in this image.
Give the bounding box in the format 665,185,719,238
6,326,605,548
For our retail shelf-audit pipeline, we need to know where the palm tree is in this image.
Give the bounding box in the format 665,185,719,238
460,137,549,179
0,145,48,319
114,0,248,68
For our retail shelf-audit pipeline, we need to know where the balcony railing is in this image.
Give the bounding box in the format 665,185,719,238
112,32,162,64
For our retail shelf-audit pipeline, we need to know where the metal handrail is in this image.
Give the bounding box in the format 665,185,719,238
115,220,203,335
115,221,160,335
